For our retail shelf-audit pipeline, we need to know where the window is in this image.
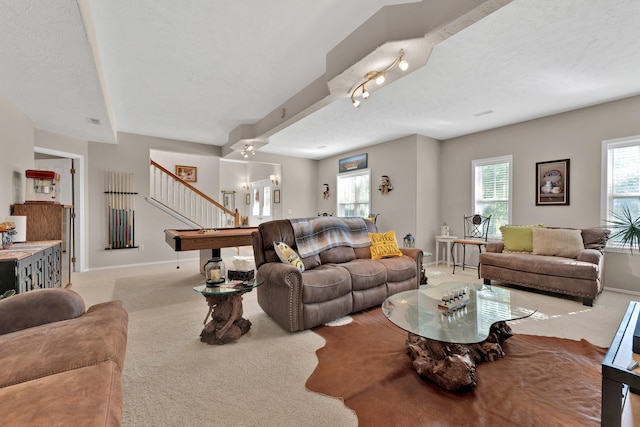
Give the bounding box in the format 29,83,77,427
472,155,512,238
337,169,370,217
602,135,640,247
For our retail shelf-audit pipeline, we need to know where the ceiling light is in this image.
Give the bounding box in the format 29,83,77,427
239,144,256,158
350,50,408,108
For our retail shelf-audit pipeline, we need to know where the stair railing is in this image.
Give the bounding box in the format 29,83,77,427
149,160,240,228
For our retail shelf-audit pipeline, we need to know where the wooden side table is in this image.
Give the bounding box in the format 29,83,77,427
435,236,457,266
193,281,260,345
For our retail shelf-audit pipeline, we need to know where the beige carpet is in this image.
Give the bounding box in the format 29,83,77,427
70,260,638,426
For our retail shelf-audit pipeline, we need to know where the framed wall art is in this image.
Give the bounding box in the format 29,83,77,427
175,165,197,182
536,159,569,206
274,189,281,204
339,153,368,173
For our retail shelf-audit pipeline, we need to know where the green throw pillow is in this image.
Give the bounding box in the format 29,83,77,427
500,224,545,253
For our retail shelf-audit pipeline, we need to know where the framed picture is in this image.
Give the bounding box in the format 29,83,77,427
339,153,368,173
175,165,197,182
274,189,281,203
245,193,250,205
536,159,570,206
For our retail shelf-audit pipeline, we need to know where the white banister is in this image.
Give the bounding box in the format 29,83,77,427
148,160,239,228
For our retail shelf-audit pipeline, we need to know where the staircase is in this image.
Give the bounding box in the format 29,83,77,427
148,160,239,229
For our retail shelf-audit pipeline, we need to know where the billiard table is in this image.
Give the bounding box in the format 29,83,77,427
164,227,258,273
164,227,257,252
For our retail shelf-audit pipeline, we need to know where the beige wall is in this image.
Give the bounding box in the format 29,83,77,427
439,95,640,292
3,94,640,292
87,133,219,269
317,135,436,249
0,96,34,215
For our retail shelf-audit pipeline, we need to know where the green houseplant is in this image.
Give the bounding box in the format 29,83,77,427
607,206,640,254
0,290,15,300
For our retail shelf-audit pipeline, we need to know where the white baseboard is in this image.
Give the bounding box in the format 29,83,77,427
605,287,640,297
87,257,199,272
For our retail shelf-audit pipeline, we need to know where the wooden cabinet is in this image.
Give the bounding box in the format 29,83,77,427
12,203,72,251
0,241,61,294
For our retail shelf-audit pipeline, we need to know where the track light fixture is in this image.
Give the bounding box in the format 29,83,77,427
239,144,255,158
351,50,409,108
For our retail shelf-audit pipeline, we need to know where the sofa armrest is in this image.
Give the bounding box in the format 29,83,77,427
0,288,86,336
486,242,504,253
400,247,423,261
257,261,303,288
576,248,603,265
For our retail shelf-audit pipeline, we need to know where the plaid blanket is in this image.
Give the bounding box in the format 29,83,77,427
290,217,371,258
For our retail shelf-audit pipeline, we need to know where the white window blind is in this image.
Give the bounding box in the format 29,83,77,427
472,156,512,238
603,136,640,245
337,169,370,218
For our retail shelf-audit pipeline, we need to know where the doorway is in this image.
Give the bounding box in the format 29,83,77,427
249,178,273,226
34,147,86,272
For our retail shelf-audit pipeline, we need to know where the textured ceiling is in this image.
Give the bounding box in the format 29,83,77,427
1,0,640,160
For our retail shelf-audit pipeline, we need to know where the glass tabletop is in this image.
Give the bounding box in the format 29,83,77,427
193,279,260,295
382,282,537,344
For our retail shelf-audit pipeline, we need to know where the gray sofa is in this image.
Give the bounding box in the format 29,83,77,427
479,227,610,306
251,217,423,332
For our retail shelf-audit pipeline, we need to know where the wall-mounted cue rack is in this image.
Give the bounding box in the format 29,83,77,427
105,170,138,250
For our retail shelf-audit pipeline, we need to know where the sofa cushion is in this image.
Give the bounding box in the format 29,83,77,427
480,252,598,281
532,228,584,258
500,224,545,253
375,255,418,283
301,254,321,270
354,246,372,259
274,241,305,272
0,288,86,336
319,246,356,264
581,227,610,251
0,300,128,388
369,230,403,260
301,265,352,304
0,362,123,427
340,259,387,291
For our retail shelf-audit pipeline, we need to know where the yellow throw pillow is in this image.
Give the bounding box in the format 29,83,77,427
369,230,403,260
500,224,545,253
531,228,584,258
273,241,305,272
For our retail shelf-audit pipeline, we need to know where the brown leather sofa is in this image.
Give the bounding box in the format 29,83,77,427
479,227,610,306
0,288,128,426
252,218,423,332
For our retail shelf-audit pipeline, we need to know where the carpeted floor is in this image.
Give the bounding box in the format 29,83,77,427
306,307,606,427
69,259,638,426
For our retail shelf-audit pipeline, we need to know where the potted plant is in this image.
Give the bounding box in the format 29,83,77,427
0,290,15,300
606,206,640,254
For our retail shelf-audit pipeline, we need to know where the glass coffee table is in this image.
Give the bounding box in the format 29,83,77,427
382,281,537,390
193,279,261,345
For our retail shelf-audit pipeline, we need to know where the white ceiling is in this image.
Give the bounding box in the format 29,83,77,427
2,0,640,160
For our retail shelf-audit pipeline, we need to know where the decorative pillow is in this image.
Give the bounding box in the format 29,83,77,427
531,228,585,258
273,241,305,272
500,224,545,253
369,230,403,260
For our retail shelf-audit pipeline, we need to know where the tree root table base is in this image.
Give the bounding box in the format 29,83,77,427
406,321,514,390
199,293,252,345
